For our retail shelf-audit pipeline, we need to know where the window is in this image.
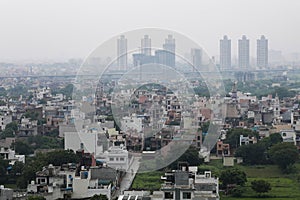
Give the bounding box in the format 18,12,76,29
183,192,191,199
120,157,125,161
109,157,114,161
165,192,173,199
282,132,287,137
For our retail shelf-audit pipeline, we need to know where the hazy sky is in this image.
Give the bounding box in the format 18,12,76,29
0,0,299,62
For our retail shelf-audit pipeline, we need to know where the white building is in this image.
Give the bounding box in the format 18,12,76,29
191,48,202,68
0,185,13,200
0,148,25,165
220,35,231,70
238,35,250,69
0,114,12,131
239,135,257,146
161,168,219,200
257,35,268,68
100,145,129,171
280,130,296,145
64,127,108,156
121,115,143,133
141,35,151,56
72,168,112,200
31,87,52,100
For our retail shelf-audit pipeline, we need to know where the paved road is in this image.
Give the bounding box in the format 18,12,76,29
114,156,141,198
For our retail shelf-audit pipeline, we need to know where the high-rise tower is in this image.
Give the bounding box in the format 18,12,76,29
141,35,151,56
162,35,175,67
238,35,250,69
220,35,231,70
257,35,268,68
117,35,127,70
191,48,202,69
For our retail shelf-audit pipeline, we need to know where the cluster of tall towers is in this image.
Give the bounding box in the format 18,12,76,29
220,35,268,70
117,35,176,70
117,34,268,71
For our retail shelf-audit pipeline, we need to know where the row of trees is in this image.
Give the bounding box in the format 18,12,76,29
13,136,64,156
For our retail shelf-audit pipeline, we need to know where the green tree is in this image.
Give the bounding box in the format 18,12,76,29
15,150,77,189
48,128,59,137
23,111,39,120
201,121,210,133
8,84,29,98
168,146,203,169
231,185,244,197
273,86,296,99
0,128,15,138
251,180,271,196
11,161,25,176
27,135,63,149
17,154,48,189
26,196,46,200
0,157,9,177
5,121,18,132
260,133,283,148
220,168,247,189
0,100,6,106
0,121,19,139
45,150,80,166
269,133,283,145
90,194,108,200
15,141,34,155
0,87,7,96
235,143,267,165
54,84,74,99
268,143,299,172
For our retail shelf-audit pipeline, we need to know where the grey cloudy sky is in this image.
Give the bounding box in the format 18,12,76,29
0,0,299,62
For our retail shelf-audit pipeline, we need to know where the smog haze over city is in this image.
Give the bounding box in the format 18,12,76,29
0,0,300,62
1,1,300,200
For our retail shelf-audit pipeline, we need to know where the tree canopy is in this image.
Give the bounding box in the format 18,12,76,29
220,168,247,189
235,143,268,165
168,146,203,169
268,142,299,172
251,179,271,195
90,194,108,200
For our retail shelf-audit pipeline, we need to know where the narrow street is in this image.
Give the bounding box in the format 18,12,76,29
114,156,141,198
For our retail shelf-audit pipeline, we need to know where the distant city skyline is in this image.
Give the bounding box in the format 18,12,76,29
116,33,274,69
0,0,300,62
